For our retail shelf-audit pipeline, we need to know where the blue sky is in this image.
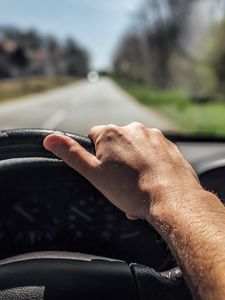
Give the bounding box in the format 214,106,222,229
0,0,141,69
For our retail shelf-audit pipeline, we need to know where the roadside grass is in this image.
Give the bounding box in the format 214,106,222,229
117,80,225,136
0,76,76,103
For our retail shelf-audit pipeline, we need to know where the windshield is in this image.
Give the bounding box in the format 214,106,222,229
0,0,225,137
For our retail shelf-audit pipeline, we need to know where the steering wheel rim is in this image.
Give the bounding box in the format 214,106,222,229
0,128,191,300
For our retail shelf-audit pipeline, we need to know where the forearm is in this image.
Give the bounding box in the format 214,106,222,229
149,189,225,300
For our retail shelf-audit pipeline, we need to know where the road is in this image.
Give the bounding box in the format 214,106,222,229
0,78,175,135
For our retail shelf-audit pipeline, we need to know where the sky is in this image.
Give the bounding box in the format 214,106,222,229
0,0,141,70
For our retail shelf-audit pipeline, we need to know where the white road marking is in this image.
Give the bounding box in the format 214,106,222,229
42,110,66,129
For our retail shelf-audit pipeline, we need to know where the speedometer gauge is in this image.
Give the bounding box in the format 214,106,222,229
0,162,174,271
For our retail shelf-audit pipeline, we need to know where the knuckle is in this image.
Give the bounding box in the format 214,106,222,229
69,144,81,154
97,125,122,146
148,129,164,147
65,145,83,166
130,121,144,128
149,129,164,145
173,144,180,153
151,128,163,136
104,124,118,136
88,125,106,138
104,129,117,141
170,141,179,151
105,124,117,131
107,123,116,127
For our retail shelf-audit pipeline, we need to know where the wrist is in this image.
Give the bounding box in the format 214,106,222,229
146,187,210,234
146,188,225,300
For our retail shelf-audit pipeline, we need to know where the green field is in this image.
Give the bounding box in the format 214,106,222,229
0,76,76,103
118,81,225,136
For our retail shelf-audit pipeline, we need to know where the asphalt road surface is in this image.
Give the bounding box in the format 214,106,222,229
0,78,175,135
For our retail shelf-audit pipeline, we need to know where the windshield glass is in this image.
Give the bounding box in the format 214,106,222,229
0,0,225,136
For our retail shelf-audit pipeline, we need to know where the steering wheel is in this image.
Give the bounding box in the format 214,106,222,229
0,129,192,300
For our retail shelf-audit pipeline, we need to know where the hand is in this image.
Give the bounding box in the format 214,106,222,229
43,123,202,222
44,123,225,300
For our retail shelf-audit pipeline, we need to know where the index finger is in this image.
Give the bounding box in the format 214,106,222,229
88,125,106,143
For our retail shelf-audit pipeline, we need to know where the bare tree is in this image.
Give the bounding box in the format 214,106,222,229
138,0,196,88
114,34,149,83
114,0,225,90
113,0,195,88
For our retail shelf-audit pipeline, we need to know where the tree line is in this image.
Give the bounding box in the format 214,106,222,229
113,0,225,99
0,27,89,79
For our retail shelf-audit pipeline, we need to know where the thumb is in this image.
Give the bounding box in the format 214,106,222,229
43,134,100,181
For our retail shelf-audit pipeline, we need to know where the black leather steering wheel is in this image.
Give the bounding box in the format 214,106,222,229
0,129,192,300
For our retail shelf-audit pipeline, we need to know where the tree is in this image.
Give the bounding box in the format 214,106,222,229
10,47,28,69
137,0,197,88
63,39,89,77
113,34,149,83
115,0,219,89
0,46,10,78
204,18,225,95
0,26,90,79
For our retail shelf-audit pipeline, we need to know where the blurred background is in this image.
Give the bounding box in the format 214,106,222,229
0,0,225,136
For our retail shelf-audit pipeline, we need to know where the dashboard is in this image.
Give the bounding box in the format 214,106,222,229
0,161,172,271
177,141,225,202
0,133,225,272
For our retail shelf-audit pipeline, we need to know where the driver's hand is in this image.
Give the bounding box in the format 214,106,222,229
43,123,202,221
44,123,225,300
